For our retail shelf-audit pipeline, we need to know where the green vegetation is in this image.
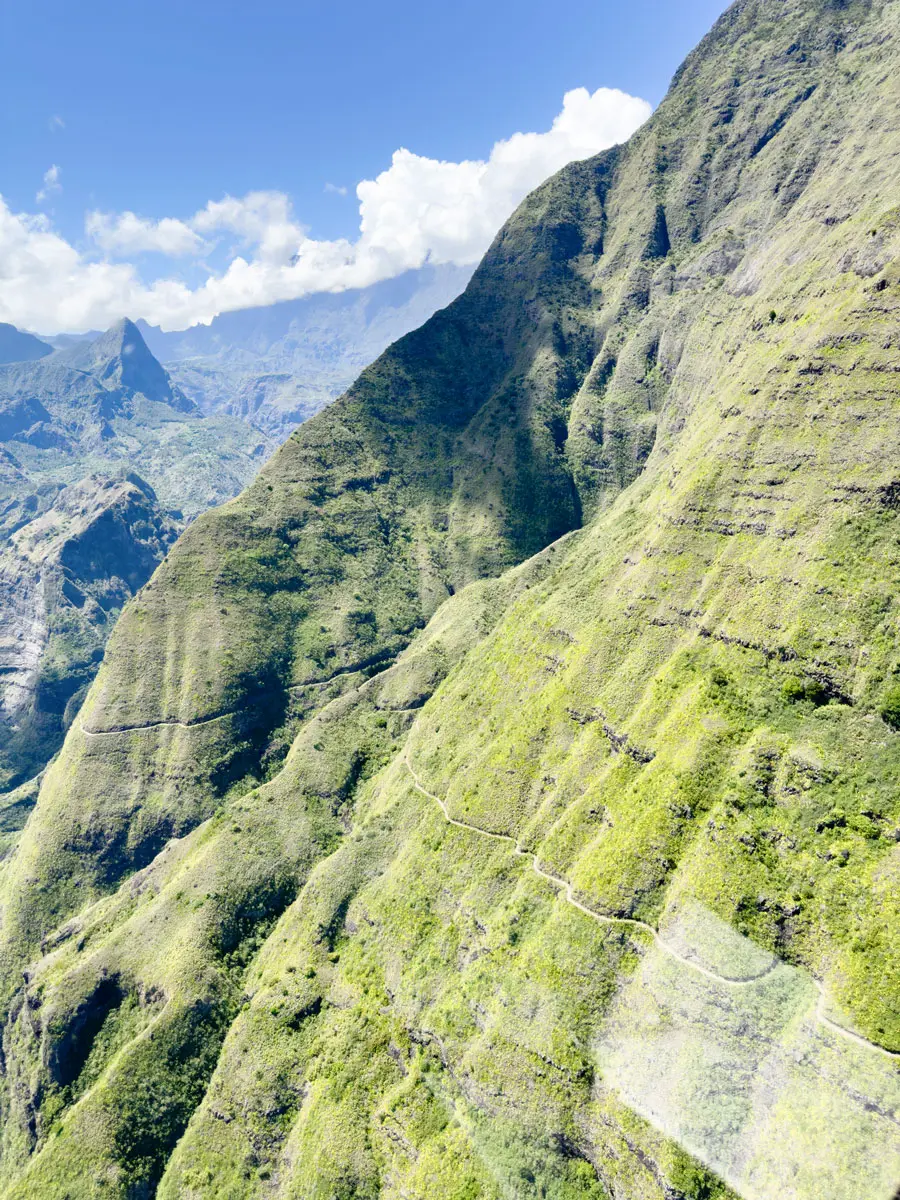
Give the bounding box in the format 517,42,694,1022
1,0,899,1195
879,683,900,729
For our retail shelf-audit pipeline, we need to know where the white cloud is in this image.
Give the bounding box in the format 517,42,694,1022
2,86,651,333
86,210,206,257
354,87,651,269
35,164,61,205
49,115,65,132
324,182,349,196
190,191,307,264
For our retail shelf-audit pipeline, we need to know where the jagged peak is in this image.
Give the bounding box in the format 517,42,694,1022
85,317,161,372
66,317,195,412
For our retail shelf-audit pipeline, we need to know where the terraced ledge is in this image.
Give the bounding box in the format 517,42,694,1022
80,644,410,736
288,643,409,690
402,755,900,1062
80,710,236,737
566,706,655,764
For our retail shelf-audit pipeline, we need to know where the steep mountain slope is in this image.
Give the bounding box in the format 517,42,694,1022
0,474,178,792
1,1,899,1197
0,154,610,965
137,265,474,438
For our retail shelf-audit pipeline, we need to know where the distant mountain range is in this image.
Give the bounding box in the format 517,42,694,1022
0,323,53,366
0,317,270,523
34,264,474,438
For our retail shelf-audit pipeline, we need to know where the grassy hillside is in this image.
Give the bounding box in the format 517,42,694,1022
0,0,898,1196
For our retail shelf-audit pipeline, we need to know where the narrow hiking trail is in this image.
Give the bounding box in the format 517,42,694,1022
402,754,900,1063
80,711,233,736
78,694,898,1063
78,655,398,738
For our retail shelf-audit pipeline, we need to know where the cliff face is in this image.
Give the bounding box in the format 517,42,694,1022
0,1,899,1197
0,474,179,792
0,322,272,788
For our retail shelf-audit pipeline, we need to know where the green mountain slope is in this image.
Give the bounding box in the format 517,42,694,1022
1,1,899,1196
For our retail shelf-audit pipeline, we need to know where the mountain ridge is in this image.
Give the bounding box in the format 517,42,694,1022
137,265,476,437
0,326,51,367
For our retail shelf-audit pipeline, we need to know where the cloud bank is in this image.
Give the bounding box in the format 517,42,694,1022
2,87,651,334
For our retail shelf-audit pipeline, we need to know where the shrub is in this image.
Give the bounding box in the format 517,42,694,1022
879,684,900,729
782,676,828,705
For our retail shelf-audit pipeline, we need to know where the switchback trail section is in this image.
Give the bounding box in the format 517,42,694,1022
402,753,900,1063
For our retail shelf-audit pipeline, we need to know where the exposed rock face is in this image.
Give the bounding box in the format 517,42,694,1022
0,474,178,791
0,565,46,725
0,1,899,1198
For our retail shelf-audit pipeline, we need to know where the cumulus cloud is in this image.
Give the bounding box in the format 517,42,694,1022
355,86,651,269
35,164,61,205
2,86,651,333
190,191,308,264
86,211,206,257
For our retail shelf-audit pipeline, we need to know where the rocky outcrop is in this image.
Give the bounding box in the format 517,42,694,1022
0,474,178,791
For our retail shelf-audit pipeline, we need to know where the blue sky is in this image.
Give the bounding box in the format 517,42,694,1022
1,0,727,332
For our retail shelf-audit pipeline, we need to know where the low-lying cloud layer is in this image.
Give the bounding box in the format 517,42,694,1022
3,87,651,334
